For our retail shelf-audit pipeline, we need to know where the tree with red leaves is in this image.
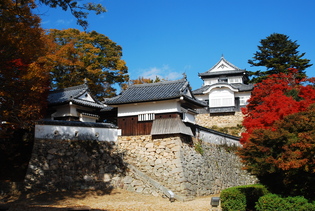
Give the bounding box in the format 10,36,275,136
238,69,315,198
0,0,52,129
241,68,315,143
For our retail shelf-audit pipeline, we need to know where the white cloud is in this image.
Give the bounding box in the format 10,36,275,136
56,19,74,26
138,65,183,81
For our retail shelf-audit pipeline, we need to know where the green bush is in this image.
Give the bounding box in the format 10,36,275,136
221,187,246,211
221,184,269,211
256,194,315,211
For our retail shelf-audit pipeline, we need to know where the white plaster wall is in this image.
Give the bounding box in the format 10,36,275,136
235,91,251,106
198,129,241,147
117,100,180,117
70,104,77,116
35,124,120,142
228,76,243,83
52,104,71,118
203,78,219,85
209,88,235,107
195,94,208,101
52,104,81,118
183,112,195,124
79,115,98,123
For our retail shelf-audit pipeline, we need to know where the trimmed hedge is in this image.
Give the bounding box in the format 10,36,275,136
221,184,269,211
256,194,315,211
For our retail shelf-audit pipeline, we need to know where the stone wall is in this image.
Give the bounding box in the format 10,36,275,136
118,135,189,196
25,135,256,199
118,135,257,198
196,112,244,128
180,141,256,196
24,138,166,197
24,139,127,193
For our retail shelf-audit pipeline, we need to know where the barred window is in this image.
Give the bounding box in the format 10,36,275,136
138,113,155,121
210,98,233,107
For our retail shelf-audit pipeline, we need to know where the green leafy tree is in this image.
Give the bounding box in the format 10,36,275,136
248,33,312,83
3,0,106,29
48,28,129,99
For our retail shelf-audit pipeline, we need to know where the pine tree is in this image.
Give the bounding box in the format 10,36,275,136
248,33,312,83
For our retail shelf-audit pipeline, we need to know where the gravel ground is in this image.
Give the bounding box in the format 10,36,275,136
0,189,221,211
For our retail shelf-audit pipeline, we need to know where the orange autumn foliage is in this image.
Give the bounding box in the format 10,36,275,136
0,0,51,129
47,29,129,99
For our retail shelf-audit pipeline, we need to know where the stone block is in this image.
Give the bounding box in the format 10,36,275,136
136,186,144,193
123,176,133,184
146,148,156,152
131,180,143,187
126,185,135,192
171,144,181,150
152,190,159,197
48,148,57,154
103,174,111,182
171,167,182,174
145,143,154,148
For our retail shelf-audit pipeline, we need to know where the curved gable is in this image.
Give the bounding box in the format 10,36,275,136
203,84,239,94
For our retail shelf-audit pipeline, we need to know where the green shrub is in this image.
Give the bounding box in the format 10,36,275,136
221,184,269,211
256,194,315,211
194,141,204,155
221,187,246,211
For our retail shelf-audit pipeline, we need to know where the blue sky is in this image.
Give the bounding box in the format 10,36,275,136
36,0,315,91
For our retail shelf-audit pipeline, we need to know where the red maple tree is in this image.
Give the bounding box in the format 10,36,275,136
241,68,315,143
238,69,315,197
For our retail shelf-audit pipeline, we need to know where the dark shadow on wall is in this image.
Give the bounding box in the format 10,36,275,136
0,129,34,181
0,136,128,209
24,139,128,194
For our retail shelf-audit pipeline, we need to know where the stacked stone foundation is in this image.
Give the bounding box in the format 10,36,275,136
196,112,244,128
24,135,256,199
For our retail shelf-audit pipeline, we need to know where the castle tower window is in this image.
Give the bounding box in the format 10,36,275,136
218,78,228,83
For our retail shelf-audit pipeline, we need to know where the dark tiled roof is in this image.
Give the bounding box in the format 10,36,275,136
104,79,206,106
193,83,254,95
181,95,208,107
199,69,245,77
192,86,210,95
231,83,254,91
36,120,117,128
48,84,105,109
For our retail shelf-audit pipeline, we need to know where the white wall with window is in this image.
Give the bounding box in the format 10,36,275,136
235,92,251,106
203,76,243,85
228,76,243,83
117,100,180,117
209,88,235,108
203,78,219,85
